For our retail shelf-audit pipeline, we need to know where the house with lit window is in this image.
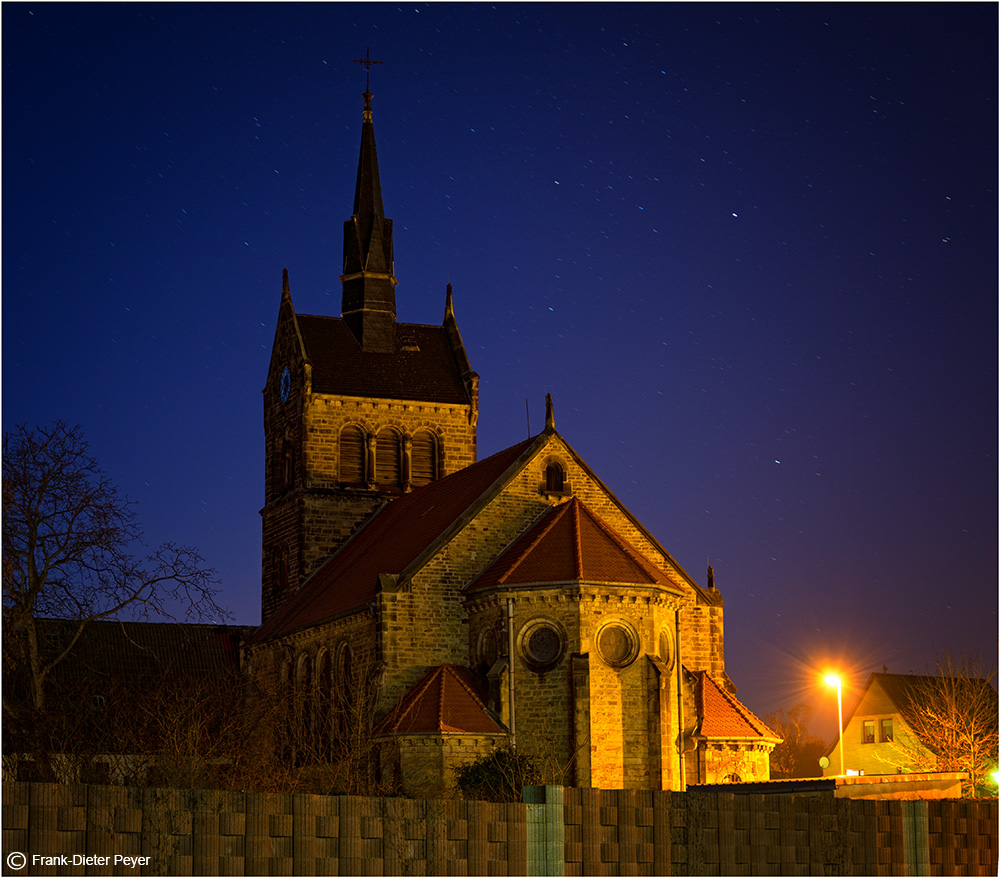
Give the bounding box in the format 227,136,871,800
820,671,997,785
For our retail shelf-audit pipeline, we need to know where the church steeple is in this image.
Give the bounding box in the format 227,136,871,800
340,52,397,353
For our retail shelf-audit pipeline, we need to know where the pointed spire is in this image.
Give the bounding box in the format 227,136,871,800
545,393,555,432
444,283,455,320
281,267,291,301
340,56,397,353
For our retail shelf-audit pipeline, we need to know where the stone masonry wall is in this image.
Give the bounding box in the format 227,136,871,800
261,303,478,621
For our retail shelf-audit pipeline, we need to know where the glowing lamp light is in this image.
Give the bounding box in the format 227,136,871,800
826,673,845,777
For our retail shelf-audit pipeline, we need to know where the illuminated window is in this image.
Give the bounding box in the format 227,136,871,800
339,426,366,485
862,720,875,743
880,718,893,742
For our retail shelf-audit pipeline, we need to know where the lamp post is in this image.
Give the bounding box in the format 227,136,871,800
825,674,844,776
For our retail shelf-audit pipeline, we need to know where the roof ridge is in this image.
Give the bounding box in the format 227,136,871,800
443,663,491,713
385,665,441,732
574,499,671,584
571,497,584,579
437,665,448,730
701,670,779,739
497,501,572,585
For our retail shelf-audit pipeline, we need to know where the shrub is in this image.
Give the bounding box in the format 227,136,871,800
456,746,541,802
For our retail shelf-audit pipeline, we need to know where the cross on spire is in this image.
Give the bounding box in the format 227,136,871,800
352,47,384,92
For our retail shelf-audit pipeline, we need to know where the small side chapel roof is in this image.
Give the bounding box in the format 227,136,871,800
296,314,471,404
374,664,506,735
465,496,684,594
249,435,539,645
695,670,781,742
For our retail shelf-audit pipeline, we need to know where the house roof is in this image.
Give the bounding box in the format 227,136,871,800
843,672,999,745
34,618,252,684
296,314,471,404
374,664,506,735
466,496,684,594
695,670,781,742
250,435,540,644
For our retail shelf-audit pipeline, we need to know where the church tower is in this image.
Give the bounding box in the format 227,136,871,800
260,78,479,622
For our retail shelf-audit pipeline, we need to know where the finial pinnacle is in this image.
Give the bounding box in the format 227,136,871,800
545,393,555,432
282,267,291,300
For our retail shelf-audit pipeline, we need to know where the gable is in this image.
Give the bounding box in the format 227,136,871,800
251,425,715,646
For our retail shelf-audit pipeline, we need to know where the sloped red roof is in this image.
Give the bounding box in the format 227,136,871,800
374,664,506,735
297,315,471,404
695,671,781,741
250,436,539,644
466,496,682,593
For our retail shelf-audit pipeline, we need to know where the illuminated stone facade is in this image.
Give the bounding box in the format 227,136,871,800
248,86,778,796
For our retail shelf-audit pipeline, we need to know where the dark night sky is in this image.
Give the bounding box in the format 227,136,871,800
4,2,996,741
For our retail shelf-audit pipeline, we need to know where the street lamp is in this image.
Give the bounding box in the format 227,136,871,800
825,674,845,776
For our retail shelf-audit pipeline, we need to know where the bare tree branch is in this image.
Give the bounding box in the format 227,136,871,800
3,421,227,713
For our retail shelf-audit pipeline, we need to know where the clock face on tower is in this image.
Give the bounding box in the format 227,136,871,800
279,366,291,402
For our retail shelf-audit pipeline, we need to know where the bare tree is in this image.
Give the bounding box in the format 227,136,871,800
881,653,998,797
764,703,828,778
3,421,226,715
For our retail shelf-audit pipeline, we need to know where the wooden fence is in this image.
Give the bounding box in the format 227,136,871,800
2,782,996,876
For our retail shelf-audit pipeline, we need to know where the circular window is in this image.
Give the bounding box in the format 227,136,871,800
597,621,639,669
519,619,565,671
658,626,675,672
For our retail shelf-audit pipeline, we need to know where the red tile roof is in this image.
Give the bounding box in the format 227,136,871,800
466,496,683,593
296,315,471,404
250,435,541,644
695,671,781,741
374,664,506,735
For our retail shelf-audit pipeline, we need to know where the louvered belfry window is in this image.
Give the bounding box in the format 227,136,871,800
339,425,366,485
411,430,437,486
376,427,402,488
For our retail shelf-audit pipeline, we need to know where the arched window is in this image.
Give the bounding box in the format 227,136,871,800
339,425,366,485
279,658,294,762
376,427,402,488
336,642,353,688
295,654,313,760
316,650,333,759
545,462,565,492
410,430,438,487
333,642,355,754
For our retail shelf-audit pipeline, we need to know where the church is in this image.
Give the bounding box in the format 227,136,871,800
244,78,779,797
